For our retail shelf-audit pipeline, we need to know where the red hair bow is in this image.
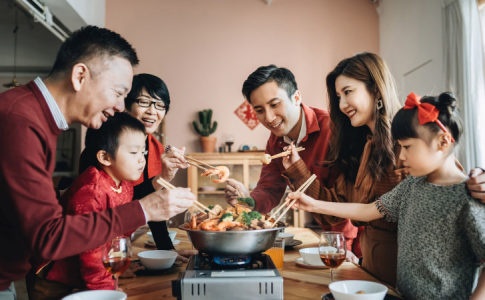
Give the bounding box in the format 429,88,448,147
403,92,454,142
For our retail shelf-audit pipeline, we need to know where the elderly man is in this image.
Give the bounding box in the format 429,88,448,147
0,26,194,298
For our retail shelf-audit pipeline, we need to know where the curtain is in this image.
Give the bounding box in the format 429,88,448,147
442,0,485,172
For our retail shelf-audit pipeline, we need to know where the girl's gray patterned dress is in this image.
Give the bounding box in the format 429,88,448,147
375,176,485,300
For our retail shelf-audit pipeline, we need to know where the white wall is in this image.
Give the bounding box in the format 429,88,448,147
379,0,444,103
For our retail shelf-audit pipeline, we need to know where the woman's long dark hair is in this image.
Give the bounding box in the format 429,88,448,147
326,52,401,181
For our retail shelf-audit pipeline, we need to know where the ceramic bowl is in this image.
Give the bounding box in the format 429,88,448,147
147,231,154,243
277,232,294,244
329,280,388,300
138,250,177,270
168,230,177,242
62,290,127,300
299,247,334,266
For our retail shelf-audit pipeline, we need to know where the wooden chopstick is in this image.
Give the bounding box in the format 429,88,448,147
186,160,209,170
156,177,216,214
164,146,214,171
268,174,315,221
185,156,216,169
270,147,305,159
271,174,316,227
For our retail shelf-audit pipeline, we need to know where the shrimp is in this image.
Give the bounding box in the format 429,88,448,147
201,166,230,183
190,216,197,230
200,219,219,231
216,221,243,231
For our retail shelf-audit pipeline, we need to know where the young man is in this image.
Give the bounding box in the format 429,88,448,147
224,65,360,259
0,26,195,297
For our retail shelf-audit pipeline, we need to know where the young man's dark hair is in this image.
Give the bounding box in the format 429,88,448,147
242,64,298,103
125,73,171,113
49,25,139,78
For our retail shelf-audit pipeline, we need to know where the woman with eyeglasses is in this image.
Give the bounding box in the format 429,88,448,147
125,73,196,261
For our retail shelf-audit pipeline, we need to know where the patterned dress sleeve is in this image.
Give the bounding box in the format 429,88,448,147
66,184,114,290
462,199,485,265
374,177,411,223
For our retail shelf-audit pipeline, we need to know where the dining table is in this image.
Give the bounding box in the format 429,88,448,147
120,227,401,299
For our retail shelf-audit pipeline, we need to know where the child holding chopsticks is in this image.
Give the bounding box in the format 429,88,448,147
27,113,148,298
287,92,485,300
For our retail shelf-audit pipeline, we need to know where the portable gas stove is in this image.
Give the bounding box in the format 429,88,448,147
172,253,283,300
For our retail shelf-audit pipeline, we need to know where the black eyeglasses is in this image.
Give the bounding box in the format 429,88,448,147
135,99,167,111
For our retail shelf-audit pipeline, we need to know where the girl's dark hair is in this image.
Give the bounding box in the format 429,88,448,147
242,65,298,103
79,112,146,174
326,52,401,182
125,73,170,113
392,92,462,144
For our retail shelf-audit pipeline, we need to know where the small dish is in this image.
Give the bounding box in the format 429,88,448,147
145,239,180,247
329,280,388,300
138,250,178,270
135,260,183,276
322,293,400,300
285,239,302,248
295,257,329,269
62,290,126,300
144,240,157,247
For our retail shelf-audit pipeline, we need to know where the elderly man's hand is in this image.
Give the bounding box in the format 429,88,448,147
139,188,195,222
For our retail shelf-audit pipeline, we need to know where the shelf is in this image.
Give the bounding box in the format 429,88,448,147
197,191,225,194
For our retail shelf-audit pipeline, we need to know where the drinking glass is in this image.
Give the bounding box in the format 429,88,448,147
102,236,132,290
319,232,346,282
264,238,285,270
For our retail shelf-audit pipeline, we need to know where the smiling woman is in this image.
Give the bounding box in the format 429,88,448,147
124,74,194,260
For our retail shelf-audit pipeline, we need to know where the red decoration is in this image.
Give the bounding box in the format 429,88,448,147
234,100,260,130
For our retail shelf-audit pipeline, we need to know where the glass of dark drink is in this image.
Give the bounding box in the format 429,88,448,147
319,232,346,282
102,236,132,290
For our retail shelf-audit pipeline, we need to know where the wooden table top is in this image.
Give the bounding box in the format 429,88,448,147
121,227,400,300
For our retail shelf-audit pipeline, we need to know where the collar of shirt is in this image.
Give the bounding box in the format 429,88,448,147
283,107,307,146
34,77,69,131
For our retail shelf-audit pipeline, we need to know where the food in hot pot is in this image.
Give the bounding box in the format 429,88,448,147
185,199,280,231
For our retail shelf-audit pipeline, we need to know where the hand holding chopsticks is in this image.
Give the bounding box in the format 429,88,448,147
261,147,305,164
156,177,216,215
269,174,317,227
166,145,216,171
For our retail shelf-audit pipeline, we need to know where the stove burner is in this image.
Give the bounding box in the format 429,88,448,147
213,255,251,266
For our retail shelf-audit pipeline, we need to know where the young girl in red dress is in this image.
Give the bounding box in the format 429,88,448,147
27,113,147,299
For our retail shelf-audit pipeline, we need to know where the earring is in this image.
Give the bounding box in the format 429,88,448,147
376,99,383,110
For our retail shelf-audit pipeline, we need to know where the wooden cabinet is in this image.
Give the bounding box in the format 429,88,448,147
187,152,263,208
186,151,308,227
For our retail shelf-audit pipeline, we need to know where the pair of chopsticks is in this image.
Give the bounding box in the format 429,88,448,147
185,156,216,171
165,145,216,171
270,147,305,159
269,174,317,227
156,177,216,215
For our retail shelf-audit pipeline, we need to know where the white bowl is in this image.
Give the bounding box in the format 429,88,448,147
299,247,337,266
329,280,388,300
138,250,177,270
147,231,154,243
168,230,177,242
62,290,127,300
277,232,294,244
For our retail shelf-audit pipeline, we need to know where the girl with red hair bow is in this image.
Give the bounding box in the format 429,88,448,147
287,92,485,300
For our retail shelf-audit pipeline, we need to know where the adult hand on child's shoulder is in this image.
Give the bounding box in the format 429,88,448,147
466,168,485,203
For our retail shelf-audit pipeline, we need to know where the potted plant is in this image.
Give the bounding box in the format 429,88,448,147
192,109,218,153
